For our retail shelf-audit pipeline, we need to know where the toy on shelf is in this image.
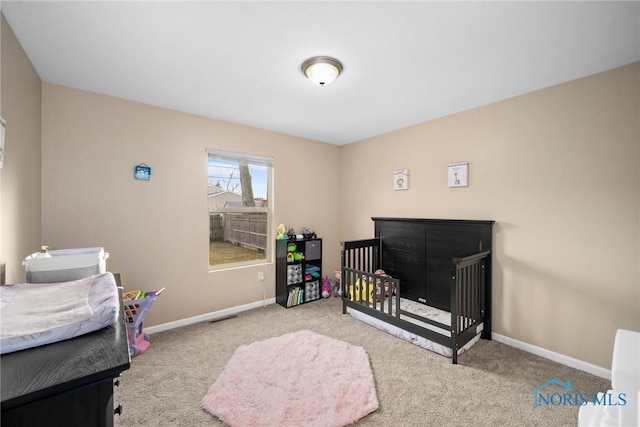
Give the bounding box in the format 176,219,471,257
286,242,305,264
276,224,289,240
301,227,317,239
287,228,296,240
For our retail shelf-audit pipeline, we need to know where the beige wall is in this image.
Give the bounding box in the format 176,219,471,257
41,84,342,327
340,62,640,369
0,14,42,284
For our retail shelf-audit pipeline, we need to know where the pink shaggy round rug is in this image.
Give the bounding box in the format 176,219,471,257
201,330,379,427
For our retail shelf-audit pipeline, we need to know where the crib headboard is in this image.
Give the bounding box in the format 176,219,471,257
372,217,494,331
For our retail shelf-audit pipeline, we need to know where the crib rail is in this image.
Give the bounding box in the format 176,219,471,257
451,250,490,363
341,239,380,273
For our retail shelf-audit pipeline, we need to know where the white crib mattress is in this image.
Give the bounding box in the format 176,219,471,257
0,272,119,354
347,298,481,358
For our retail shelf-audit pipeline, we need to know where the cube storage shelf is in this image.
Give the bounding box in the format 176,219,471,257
276,238,322,308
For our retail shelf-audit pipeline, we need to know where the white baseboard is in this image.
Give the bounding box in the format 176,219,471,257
143,297,276,335
141,301,610,380
493,333,611,380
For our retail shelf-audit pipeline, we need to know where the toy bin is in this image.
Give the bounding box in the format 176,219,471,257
23,247,109,283
123,288,165,357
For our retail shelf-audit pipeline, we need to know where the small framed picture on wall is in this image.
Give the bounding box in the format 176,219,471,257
448,162,468,187
394,169,409,190
134,163,152,181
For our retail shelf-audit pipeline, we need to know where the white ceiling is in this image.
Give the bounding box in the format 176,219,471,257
2,1,639,145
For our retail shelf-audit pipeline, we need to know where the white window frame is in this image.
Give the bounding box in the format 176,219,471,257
207,149,274,270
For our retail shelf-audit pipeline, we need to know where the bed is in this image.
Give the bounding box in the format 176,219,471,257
0,272,120,354
341,218,494,364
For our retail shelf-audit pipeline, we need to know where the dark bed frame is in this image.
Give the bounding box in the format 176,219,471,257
341,218,494,364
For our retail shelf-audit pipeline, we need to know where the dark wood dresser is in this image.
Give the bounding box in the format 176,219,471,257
1,302,130,426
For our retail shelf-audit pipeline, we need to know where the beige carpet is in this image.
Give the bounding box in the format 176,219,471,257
114,297,610,426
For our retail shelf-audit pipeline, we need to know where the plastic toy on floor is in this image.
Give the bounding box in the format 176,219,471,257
321,276,332,298
123,288,165,357
333,270,342,297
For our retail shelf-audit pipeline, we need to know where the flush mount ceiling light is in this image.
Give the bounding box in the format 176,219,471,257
301,56,343,87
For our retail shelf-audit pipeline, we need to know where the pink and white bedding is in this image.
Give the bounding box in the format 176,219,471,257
0,272,119,354
347,297,482,358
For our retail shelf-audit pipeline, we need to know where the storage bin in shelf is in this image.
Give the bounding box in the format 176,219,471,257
287,264,303,285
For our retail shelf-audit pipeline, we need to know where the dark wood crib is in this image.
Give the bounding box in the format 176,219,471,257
341,218,494,363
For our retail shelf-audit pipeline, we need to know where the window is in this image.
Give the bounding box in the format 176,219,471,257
207,149,273,268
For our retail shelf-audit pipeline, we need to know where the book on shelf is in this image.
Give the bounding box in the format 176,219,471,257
287,289,295,307
287,286,307,307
